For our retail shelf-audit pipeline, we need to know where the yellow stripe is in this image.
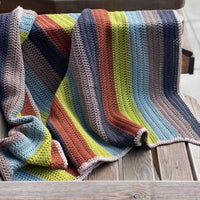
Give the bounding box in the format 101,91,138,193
20,30,28,44
108,11,158,144
39,108,49,126
47,14,76,37
55,75,112,157
27,127,52,166
23,165,75,181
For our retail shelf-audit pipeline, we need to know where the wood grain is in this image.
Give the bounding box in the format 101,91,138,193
0,110,9,139
122,146,155,180
184,94,200,120
54,0,185,13
0,0,185,14
0,181,200,200
157,142,193,180
88,161,119,180
187,143,200,180
184,94,200,180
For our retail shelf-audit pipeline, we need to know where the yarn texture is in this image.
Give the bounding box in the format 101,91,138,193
0,7,199,181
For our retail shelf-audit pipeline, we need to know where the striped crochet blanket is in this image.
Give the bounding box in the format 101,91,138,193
0,6,199,181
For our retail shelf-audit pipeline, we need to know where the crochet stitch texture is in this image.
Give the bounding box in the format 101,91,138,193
0,7,199,181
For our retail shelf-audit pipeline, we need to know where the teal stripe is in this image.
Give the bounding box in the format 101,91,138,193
12,168,44,181
25,64,53,114
68,13,80,20
126,11,179,140
9,117,46,161
2,149,25,173
19,13,36,33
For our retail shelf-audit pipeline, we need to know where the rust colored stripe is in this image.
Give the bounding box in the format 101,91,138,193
65,164,80,177
49,141,64,169
36,15,71,58
49,96,96,167
21,90,37,117
92,10,141,137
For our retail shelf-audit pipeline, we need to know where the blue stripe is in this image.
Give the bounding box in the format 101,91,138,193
9,117,46,161
12,168,44,181
77,9,135,147
158,10,200,136
126,11,179,141
2,149,25,173
19,13,36,34
28,22,68,79
68,13,80,21
25,64,54,114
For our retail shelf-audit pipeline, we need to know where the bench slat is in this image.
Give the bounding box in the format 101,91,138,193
184,94,200,180
157,142,193,180
1,181,200,200
187,143,200,180
122,146,155,180
88,161,119,180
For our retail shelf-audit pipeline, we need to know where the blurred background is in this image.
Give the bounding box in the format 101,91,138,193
180,0,200,103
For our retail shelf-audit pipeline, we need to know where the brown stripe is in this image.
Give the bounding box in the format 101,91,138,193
36,15,71,58
142,10,199,139
50,96,96,168
21,89,37,117
49,140,65,169
92,9,142,136
24,87,42,121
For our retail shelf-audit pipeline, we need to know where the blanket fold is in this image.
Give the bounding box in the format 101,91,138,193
0,6,199,181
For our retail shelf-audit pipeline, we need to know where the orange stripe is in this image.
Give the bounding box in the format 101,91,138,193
49,140,65,169
21,90,37,117
92,10,142,137
36,15,71,58
49,96,96,167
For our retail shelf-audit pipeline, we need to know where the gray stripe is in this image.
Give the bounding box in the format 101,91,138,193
70,23,108,142
0,152,12,181
22,39,62,94
3,7,25,124
142,10,199,140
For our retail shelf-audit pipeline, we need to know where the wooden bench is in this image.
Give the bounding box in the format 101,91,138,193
0,1,199,199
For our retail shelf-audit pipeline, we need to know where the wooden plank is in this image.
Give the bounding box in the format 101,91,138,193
0,0,56,14
0,110,9,139
157,142,193,180
184,94,200,180
184,94,200,120
122,146,155,180
88,161,119,180
54,0,185,13
187,143,200,180
0,181,200,200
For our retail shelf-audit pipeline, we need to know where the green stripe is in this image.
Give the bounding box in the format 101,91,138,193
23,165,75,181
55,75,113,157
47,14,76,37
108,11,158,144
